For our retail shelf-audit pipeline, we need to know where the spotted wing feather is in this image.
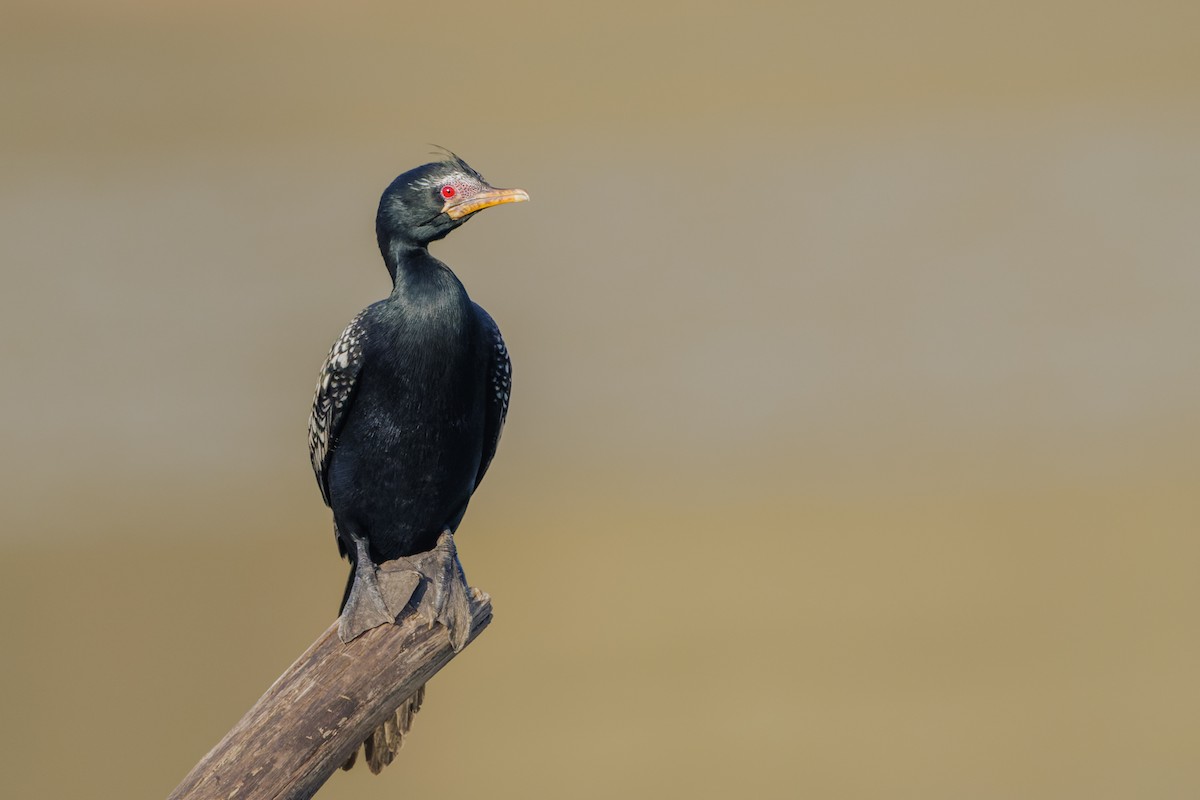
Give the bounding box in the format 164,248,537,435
308,309,369,506
473,304,511,488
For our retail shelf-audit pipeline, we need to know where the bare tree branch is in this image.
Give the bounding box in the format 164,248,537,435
169,595,493,800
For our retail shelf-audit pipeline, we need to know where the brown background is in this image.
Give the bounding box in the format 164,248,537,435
3,1,1199,797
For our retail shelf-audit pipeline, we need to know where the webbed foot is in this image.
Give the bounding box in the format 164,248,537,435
386,530,475,652
337,531,482,649
338,535,422,643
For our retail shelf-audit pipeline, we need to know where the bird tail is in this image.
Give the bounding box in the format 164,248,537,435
341,683,426,773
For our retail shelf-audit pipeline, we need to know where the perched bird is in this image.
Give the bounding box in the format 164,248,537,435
308,153,527,772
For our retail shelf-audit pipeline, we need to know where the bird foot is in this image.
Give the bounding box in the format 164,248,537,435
339,536,422,643
337,531,479,650
384,530,475,652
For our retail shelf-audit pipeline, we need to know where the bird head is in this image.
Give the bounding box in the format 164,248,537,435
375,154,529,253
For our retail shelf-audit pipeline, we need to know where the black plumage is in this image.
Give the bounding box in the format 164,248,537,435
307,154,526,772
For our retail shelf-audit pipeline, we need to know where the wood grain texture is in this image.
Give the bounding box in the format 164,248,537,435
169,596,492,800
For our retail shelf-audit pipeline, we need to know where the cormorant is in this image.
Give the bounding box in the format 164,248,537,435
307,153,527,772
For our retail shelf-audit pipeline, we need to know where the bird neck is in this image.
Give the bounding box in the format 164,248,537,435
383,240,424,282
383,241,465,304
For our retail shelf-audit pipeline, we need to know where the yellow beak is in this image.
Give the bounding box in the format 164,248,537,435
443,187,530,220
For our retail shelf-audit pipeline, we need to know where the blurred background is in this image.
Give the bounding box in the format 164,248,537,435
3,1,1199,797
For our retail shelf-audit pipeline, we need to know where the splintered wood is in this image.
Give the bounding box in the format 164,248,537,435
168,596,492,800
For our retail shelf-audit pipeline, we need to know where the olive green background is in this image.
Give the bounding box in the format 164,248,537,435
3,2,1199,797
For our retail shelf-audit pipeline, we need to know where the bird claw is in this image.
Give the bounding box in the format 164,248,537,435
338,540,423,643
391,531,474,652
339,531,476,650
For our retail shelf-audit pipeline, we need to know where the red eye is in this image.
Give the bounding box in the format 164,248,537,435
440,185,456,199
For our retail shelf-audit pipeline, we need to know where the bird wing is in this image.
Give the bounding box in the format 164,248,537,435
473,303,511,489
308,308,369,507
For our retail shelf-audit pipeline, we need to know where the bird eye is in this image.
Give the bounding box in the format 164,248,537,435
441,185,456,199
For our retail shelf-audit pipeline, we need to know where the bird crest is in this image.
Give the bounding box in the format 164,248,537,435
427,145,484,181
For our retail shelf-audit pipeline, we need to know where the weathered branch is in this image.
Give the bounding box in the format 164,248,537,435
169,595,493,800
